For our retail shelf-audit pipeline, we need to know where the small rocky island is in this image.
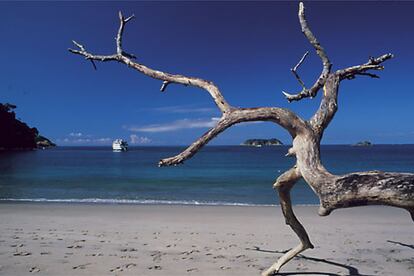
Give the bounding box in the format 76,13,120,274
353,141,372,147
0,103,55,150
241,138,283,147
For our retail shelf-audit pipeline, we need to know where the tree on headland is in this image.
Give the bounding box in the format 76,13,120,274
69,2,414,275
0,103,55,150
0,103,38,150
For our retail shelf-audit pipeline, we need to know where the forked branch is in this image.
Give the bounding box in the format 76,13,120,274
69,12,232,115
281,51,308,98
309,54,393,139
116,11,135,57
335,53,393,80
282,2,332,102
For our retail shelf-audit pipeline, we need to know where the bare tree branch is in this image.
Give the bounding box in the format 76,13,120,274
308,53,393,139
282,2,332,102
291,51,309,89
160,81,170,92
351,72,380,79
318,171,414,216
159,108,306,167
262,167,313,276
68,13,233,115
335,53,393,80
68,41,119,62
309,74,339,139
117,11,135,55
281,52,308,99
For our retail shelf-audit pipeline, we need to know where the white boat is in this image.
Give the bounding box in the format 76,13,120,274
112,139,128,152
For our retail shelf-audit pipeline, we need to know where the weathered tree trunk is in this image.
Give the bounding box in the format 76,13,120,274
69,2,414,275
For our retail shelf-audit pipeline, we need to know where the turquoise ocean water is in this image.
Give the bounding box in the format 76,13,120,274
1,145,413,206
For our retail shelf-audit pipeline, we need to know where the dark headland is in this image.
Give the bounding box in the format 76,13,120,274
0,103,55,150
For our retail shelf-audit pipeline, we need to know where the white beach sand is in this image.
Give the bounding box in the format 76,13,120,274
0,203,412,275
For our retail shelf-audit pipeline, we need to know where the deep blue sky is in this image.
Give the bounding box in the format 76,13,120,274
1,1,413,145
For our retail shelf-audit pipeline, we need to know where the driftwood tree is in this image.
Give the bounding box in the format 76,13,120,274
69,2,414,275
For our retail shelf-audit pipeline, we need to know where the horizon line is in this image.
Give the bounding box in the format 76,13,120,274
52,143,414,147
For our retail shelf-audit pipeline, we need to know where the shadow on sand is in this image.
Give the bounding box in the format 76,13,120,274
387,240,414,250
248,246,375,276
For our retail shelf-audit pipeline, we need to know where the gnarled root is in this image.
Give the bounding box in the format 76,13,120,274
262,167,314,276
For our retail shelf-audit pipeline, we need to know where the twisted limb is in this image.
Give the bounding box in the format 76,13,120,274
262,167,314,276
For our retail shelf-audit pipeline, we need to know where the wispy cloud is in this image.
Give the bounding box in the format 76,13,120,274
130,134,151,144
57,137,113,144
68,132,93,138
69,132,83,137
57,134,113,145
126,117,220,133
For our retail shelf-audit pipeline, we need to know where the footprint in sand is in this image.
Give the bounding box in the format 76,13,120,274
86,252,103,257
29,267,40,273
13,251,31,256
180,249,200,256
110,263,136,272
67,245,83,249
120,247,137,252
72,263,92,270
187,268,198,272
151,251,166,262
119,255,138,259
148,265,162,270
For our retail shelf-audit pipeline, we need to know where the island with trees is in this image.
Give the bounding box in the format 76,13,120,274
242,138,283,147
353,140,372,147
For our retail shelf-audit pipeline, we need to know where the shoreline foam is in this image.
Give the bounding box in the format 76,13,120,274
0,198,316,207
